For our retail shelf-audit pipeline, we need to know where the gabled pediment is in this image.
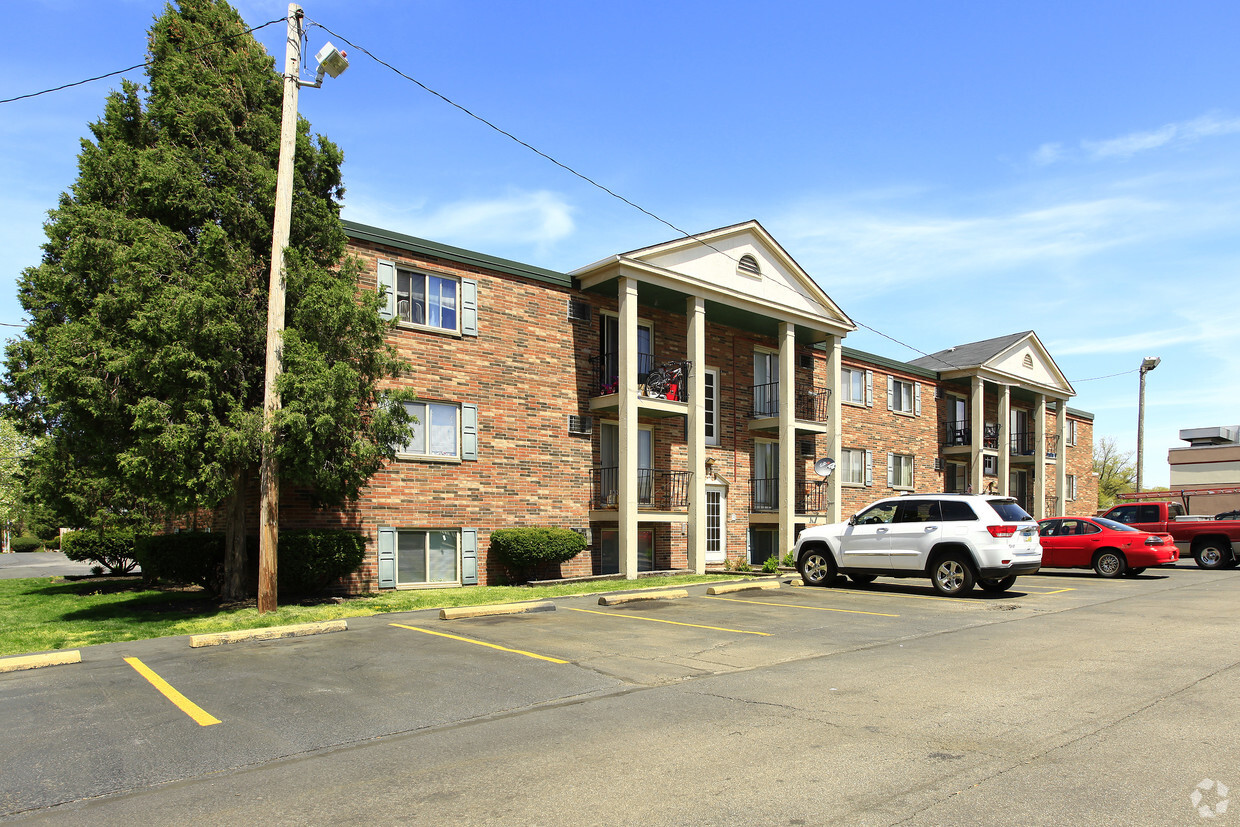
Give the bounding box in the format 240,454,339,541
911,331,1074,398
572,221,854,336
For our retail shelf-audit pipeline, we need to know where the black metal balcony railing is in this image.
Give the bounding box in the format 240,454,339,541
798,481,829,514
751,477,779,511
942,421,1002,449
1010,431,1035,456
750,384,832,421
1045,433,1060,459
591,353,691,400
751,479,831,513
590,467,690,510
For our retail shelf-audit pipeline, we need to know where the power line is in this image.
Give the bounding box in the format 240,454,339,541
0,16,287,105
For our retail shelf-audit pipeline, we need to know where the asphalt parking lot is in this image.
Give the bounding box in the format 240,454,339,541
4,561,1239,825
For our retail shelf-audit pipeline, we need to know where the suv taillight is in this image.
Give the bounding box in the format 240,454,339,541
987,525,1018,538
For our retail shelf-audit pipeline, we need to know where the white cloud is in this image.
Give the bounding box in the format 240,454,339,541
344,190,576,248
1034,112,1240,164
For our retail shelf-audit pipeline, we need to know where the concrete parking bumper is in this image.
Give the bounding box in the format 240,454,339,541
0,650,82,673
440,601,556,620
189,620,347,648
705,580,782,595
598,589,688,606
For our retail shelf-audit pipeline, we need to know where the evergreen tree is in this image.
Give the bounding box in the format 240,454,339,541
4,0,410,599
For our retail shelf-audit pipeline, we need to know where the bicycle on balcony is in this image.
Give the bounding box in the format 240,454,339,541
641,361,688,401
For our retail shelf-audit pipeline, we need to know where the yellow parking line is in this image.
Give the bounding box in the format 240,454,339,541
564,607,770,636
123,657,220,727
390,623,569,664
788,584,986,604
704,596,898,617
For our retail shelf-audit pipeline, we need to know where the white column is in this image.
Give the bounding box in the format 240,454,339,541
998,384,1011,496
825,334,843,523
970,376,985,494
686,296,706,574
1055,401,1068,516
1033,393,1047,518
618,277,639,579
778,323,796,558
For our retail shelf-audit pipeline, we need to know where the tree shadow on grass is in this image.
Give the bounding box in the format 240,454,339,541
33,578,230,625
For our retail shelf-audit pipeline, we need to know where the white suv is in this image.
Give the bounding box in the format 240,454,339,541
794,494,1042,596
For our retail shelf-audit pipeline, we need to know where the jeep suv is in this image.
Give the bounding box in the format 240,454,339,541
794,494,1042,596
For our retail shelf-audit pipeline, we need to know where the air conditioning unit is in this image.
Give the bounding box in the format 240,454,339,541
568,415,593,435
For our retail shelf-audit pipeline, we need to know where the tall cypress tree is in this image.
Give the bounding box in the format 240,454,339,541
4,0,409,599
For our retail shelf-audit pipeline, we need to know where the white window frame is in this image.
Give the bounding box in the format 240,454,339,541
395,528,461,587
400,401,461,461
888,377,918,415
1066,474,1077,502
983,454,998,476
840,447,871,487
704,367,720,446
1066,420,1078,447
840,367,866,405
396,268,461,333
888,452,914,490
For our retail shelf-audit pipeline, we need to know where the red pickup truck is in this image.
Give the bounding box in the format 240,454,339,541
1100,501,1240,569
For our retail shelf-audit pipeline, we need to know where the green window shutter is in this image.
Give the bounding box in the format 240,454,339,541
462,403,479,460
377,526,396,589
461,278,478,336
461,528,478,585
864,370,873,407
914,382,922,416
864,450,873,487
887,452,894,487
377,260,396,319
886,376,894,411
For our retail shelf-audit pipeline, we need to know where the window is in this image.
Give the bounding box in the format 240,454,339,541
400,402,478,460
377,527,477,588
1066,474,1077,501
376,260,477,335
939,500,978,521
754,350,778,417
704,368,720,446
983,455,998,476
748,527,778,565
945,462,967,493
753,441,779,510
888,453,914,489
1066,420,1077,446
600,529,654,573
887,377,920,415
600,314,653,384
841,367,867,405
841,448,870,486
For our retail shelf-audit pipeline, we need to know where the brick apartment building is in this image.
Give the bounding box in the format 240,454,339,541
277,218,1095,591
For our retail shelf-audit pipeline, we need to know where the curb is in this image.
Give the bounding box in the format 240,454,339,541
599,589,688,606
706,581,782,595
189,620,347,648
0,650,82,673
440,601,556,620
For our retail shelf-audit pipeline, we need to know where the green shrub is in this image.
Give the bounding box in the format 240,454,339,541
135,532,226,594
735,558,752,572
780,551,795,568
61,530,138,574
10,535,44,553
277,530,367,596
762,555,780,573
489,527,586,581
45,535,61,550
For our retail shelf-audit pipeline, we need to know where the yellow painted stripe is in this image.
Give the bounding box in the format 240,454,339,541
390,624,569,664
1032,588,1075,595
788,584,986,604
123,657,220,727
564,607,770,636
704,595,898,617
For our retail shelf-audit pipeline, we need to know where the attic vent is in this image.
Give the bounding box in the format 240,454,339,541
567,415,593,435
567,298,592,321
737,255,761,276
1023,353,1034,370
934,386,944,400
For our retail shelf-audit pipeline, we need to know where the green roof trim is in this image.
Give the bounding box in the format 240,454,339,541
343,220,572,288
837,345,939,380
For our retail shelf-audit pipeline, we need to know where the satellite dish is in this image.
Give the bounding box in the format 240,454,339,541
814,457,836,479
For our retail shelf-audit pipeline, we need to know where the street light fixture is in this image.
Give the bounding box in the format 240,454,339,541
1136,356,1161,494
258,5,348,614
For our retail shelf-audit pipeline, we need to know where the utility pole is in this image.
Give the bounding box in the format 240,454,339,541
1135,356,1160,494
258,4,348,613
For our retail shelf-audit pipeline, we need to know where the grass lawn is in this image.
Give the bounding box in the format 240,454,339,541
0,573,742,657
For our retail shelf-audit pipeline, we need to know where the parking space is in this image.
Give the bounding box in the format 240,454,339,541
3,563,1233,819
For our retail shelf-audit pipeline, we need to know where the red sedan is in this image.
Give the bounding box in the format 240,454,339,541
1037,517,1178,577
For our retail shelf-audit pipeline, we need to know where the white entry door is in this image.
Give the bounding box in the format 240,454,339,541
706,486,726,564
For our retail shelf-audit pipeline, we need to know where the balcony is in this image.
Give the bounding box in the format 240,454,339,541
750,479,831,514
590,466,690,511
1045,433,1060,460
941,421,1001,450
589,353,692,418
749,384,831,434
1010,431,1036,459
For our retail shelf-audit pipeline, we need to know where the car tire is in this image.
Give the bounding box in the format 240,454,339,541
978,575,1017,593
1123,567,1146,577
849,574,876,585
1093,550,1126,578
798,548,836,587
931,553,975,597
1193,541,1230,570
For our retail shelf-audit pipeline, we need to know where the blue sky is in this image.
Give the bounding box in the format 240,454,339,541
4,0,1240,489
